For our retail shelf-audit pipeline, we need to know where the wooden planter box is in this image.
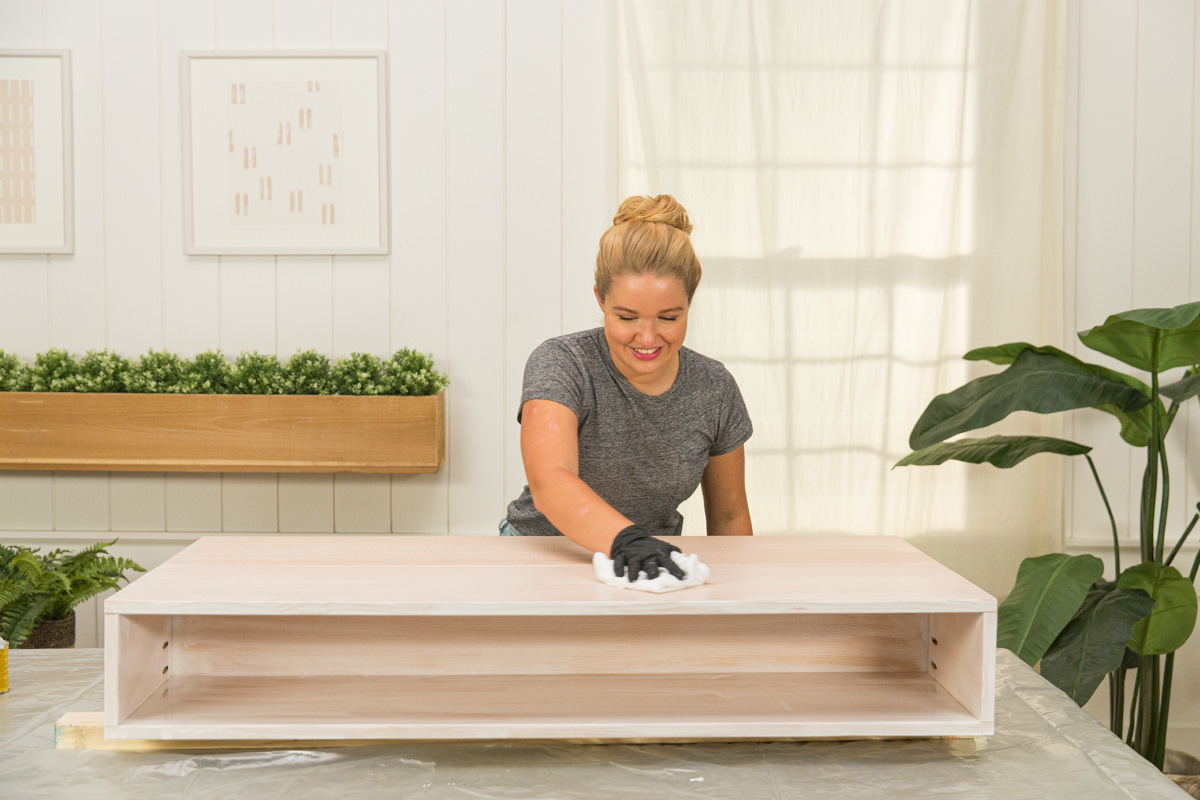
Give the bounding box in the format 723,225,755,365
0,391,444,474
104,535,996,742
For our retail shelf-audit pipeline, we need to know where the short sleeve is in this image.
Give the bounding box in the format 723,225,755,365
517,338,588,422
711,369,753,456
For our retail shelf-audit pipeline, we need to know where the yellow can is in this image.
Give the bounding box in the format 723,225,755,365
0,636,8,695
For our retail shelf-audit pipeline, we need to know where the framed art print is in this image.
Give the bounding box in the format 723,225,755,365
0,50,73,254
181,51,389,255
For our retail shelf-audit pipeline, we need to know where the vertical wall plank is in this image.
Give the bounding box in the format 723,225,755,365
331,0,389,378
273,0,339,531
1134,0,1194,540
334,475,391,532
389,0,449,533
52,472,110,530
278,473,333,532
160,2,222,533
563,0,617,333
0,473,53,530
0,0,53,533
329,0,392,531
101,0,167,533
504,0,563,505
44,0,106,351
445,0,506,534
1070,0,1137,546
212,0,278,335
215,0,279,529
0,0,51,358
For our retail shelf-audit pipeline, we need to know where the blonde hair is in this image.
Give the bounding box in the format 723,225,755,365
595,195,701,302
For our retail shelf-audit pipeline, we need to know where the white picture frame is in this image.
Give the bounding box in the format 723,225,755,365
0,50,74,254
181,51,389,255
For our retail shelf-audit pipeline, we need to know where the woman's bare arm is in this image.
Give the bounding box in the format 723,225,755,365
520,398,631,553
700,445,753,536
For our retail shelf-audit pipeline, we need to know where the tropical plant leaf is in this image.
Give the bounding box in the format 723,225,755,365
998,553,1104,666
1078,301,1200,373
909,349,1151,450
1039,582,1154,705
1161,371,1200,404
961,343,1160,446
1118,563,1198,655
895,435,1091,469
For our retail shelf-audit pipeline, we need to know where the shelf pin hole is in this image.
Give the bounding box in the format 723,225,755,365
931,637,938,646
931,661,938,670
162,665,169,675
162,641,169,650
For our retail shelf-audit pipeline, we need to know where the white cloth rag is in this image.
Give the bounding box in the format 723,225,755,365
592,550,710,593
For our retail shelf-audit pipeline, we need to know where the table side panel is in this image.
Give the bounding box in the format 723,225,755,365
104,613,171,727
929,611,996,725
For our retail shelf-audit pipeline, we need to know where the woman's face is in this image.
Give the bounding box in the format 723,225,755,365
595,273,690,395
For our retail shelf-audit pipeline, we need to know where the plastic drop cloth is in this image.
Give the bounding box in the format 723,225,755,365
0,649,1189,800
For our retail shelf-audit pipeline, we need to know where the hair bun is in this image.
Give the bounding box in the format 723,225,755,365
612,194,692,235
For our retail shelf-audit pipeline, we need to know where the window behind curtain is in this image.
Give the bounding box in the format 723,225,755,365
618,0,1065,596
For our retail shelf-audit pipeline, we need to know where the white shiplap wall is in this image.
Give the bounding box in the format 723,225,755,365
0,0,616,645
1066,0,1200,756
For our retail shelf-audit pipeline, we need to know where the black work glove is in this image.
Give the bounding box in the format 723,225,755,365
610,525,686,581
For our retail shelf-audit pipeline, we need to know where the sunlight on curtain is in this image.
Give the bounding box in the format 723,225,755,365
619,0,1065,596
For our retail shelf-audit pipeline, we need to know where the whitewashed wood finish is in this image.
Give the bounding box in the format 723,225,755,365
112,672,988,741
105,536,996,615
104,535,995,740
167,613,931,676
104,612,170,727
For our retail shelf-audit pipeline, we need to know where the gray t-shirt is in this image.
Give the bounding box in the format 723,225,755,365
505,327,752,538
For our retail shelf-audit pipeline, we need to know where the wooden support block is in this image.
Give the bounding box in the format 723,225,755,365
56,712,375,751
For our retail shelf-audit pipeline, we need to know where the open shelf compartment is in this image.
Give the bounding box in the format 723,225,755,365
105,535,996,741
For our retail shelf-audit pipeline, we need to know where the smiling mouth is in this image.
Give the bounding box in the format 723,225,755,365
632,346,662,361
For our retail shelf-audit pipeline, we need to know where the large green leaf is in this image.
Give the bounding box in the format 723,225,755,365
998,553,1104,666
962,343,1160,446
1078,301,1200,373
909,349,1151,450
1118,563,1198,655
1161,371,1200,404
1039,582,1154,705
895,435,1091,469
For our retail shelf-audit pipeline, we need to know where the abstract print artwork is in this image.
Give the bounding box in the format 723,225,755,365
0,78,36,224
0,51,73,253
183,53,387,255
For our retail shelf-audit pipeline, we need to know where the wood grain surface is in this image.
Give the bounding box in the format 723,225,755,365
0,391,444,473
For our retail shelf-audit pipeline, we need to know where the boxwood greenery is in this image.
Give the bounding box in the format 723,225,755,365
0,347,448,396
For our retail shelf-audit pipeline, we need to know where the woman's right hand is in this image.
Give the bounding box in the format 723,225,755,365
610,525,686,580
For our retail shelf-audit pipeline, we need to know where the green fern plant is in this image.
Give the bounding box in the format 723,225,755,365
0,540,144,648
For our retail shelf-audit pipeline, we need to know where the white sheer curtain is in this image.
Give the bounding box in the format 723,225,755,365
619,0,1065,595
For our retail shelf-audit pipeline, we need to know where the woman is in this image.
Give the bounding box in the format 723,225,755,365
501,195,753,581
